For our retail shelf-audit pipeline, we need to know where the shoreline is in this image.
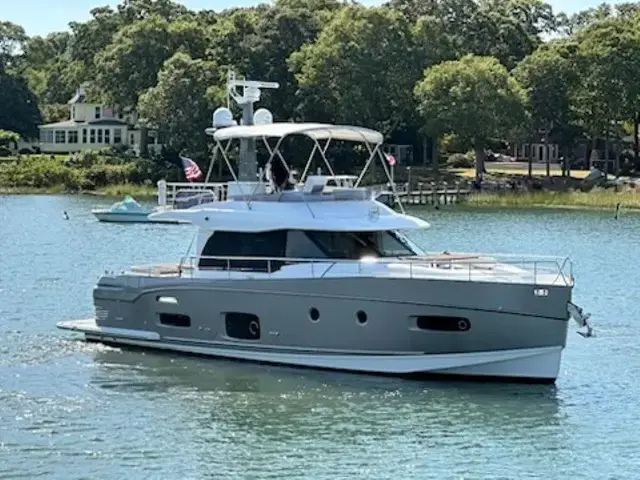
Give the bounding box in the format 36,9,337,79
0,184,158,198
2,184,639,212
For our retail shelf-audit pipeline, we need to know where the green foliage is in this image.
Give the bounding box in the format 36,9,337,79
291,5,421,135
415,55,528,146
0,72,42,138
0,156,83,189
447,152,475,168
2,0,640,183
138,52,222,155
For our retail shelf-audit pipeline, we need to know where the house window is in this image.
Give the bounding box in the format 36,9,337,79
82,129,87,144
130,133,135,145
113,129,122,144
71,106,76,119
97,129,103,143
104,129,110,144
40,130,54,143
54,131,66,144
90,129,96,144
94,106,101,119
68,131,78,144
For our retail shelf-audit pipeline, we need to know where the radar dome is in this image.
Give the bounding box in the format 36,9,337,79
212,107,236,128
253,108,273,125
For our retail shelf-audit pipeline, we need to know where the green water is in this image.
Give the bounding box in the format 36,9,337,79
1,195,639,479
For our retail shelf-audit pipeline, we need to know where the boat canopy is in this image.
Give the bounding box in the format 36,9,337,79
206,122,384,145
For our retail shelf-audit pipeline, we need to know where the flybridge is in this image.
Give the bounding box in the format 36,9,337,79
157,70,403,211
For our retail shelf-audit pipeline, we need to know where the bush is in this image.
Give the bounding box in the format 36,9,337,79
85,163,137,187
18,148,34,154
0,147,11,157
447,152,474,168
0,156,82,190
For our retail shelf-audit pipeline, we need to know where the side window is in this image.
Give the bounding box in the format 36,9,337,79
285,230,326,259
199,231,287,271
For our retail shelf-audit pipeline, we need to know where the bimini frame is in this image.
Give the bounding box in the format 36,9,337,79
203,122,406,213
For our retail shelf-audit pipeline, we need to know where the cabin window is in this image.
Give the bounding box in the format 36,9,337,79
304,230,419,259
159,313,191,328
416,316,470,332
199,231,286,271
285,230,325,258
224,313,260,340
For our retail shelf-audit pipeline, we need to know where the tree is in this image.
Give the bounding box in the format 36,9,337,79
0,72,42,139
290,5,420,136
138,52,224,157
514,40,582,153
573,18,640,169
0,21,27,72
415,54,528,179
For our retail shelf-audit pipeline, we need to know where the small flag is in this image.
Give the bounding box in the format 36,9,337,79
180,156,202,181
384,152,397,166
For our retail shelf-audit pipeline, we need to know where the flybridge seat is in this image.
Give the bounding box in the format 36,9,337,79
225,175,370,202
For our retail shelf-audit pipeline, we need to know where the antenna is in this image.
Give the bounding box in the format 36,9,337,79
224,70,279,181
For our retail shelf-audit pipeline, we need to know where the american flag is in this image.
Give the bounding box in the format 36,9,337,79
180,156,203,181
384,152,397,166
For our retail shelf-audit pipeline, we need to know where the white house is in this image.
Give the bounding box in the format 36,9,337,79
37,85,163,155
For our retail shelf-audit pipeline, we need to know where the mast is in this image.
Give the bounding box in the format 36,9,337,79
225,71,279,181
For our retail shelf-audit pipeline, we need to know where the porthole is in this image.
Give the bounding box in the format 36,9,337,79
309,307,320,322
356,310,368,325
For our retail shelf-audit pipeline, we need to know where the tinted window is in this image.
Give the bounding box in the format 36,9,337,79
304,231,418,259
200,231,286,271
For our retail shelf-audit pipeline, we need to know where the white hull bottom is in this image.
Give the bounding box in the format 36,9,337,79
58,319,563,383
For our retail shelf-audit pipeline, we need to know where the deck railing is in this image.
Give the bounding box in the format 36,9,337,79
127,253,574,286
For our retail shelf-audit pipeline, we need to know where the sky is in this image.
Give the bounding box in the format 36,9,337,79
1,0,630,37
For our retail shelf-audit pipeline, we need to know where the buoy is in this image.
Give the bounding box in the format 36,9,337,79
614,202,621,220
63,211,69,220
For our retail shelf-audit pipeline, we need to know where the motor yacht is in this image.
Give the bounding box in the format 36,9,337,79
58,119,593,384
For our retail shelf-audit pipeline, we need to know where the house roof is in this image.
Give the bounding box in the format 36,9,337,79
88,119,129,126
68,92,86,104
39,120,81,129
39,119,130,129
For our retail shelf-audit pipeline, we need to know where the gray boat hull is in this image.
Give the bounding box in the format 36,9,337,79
58,273,572,383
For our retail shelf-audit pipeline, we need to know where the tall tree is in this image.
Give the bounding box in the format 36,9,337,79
415,54,528,179
0,72,42,138
0,21,27,72
514,40,582,152
138,52,223,156
290,5,420,136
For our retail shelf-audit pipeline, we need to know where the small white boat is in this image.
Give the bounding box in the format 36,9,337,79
92,196,182,224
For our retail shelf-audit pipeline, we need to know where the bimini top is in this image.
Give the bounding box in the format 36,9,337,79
205,122,384,144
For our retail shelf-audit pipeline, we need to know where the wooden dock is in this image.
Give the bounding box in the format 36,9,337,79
382,182,473,205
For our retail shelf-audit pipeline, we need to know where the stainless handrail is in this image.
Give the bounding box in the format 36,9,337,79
139,253,574,285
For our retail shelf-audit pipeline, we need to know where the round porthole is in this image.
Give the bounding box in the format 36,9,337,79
309,307,320,322
457,319,470,331
356,310,368,325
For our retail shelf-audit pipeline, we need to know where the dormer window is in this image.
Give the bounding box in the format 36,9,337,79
71,106,76,119
95,106,101,120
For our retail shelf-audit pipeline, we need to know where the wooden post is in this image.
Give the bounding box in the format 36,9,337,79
442,181,448,204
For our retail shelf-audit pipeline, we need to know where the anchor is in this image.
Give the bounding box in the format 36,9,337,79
568,301,594,338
